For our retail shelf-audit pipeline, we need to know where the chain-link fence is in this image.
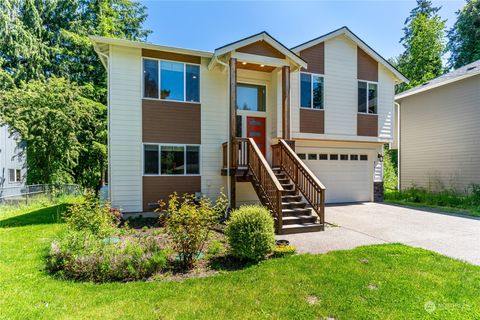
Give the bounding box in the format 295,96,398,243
0,184,82,206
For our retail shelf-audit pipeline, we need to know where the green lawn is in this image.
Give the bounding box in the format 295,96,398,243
1,201,479,319
384,189,480,217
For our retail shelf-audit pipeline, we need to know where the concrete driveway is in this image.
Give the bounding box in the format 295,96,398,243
279,203,480,265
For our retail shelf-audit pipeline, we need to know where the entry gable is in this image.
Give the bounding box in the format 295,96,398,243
212,31,307,69
236,40,285,59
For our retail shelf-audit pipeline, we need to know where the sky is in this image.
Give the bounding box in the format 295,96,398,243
139,0,465,61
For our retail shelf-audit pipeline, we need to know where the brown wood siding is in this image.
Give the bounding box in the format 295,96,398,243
142,100,201,144
357,47,378,81
237,61,275,73
299,42,324,74
142,49,201,64
143,176,201,211
300,109,324,134
357,114,378,137
236,41,285,59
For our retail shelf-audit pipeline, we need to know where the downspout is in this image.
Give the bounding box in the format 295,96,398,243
227,60,231,209
395,101,401,191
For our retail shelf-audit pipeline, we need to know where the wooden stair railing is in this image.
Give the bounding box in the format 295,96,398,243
272,139,326,226
246,138,285,233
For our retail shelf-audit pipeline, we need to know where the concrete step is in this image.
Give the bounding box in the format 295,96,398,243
280,223,324,234
282,215,317,225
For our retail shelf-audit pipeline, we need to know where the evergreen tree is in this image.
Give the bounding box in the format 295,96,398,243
0,0,150,189
396,0,446,92
448,0,480,69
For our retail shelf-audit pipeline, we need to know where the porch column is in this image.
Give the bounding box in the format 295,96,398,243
229,57,237,209
282,65,291,140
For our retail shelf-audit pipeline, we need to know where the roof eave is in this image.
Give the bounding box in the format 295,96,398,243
89,35,214,58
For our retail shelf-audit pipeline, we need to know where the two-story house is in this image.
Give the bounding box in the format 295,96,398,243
0,125,26,198
91,26,407,234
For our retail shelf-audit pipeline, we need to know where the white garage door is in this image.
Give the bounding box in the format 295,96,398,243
297,150,372,203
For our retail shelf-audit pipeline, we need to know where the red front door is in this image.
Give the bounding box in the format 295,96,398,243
246,116,266,155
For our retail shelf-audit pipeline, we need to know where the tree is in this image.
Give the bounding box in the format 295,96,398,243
0,78,105,187
448,0,480,69
0,1,150,189
396,0,446,92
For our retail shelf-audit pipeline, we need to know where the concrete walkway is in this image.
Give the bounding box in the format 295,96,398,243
278,203,480,265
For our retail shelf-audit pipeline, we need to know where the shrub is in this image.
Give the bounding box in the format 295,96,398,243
225,205,275,261
273,245,297,258
63,191,120,237
162,192,228,270
47,230,167,282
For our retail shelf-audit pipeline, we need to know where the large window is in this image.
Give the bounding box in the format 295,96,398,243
237,83,266,112
358,81,377,114
143,58,200,102
143,144,200,175
300,73,324,110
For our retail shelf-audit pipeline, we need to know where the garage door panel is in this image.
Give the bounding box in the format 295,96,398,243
298,148,372,203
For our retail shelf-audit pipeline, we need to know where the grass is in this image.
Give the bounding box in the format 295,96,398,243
1,201,480,319
385,188,480,217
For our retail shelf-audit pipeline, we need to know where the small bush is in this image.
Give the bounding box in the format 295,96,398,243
63,191,120,237
47,230,167,282
162,192,228,270
273,245,297,258
225,205,275,261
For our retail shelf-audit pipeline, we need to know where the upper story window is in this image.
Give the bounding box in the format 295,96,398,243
8,169,21,183
300,72,324,110
143,58,200,103
237,83,266,112
358,81,377,114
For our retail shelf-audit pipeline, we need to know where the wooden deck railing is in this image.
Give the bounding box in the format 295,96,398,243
222,138,248,169
247,138,284,233
273,139,326,225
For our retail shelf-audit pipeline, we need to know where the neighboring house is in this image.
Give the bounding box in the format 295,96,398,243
0,124,26,198
91,26,407,233
394,60,480,193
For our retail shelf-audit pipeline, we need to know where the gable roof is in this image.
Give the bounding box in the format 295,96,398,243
395,60,480,100
213,31,307,69
291,26,409,84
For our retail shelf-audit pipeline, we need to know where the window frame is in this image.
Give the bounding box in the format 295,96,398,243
236,82,267,113
357,80,378,115
142,57,201,104
8,168,21,183
142,143,201,176
300,72,325,111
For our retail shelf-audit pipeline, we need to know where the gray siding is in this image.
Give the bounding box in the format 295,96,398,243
399,75,480,192
0,125,26,192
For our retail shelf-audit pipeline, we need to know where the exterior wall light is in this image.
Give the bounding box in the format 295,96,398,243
377,153,384,162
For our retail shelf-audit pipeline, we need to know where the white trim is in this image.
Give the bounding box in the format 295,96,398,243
395,69,480,100
299,72,325,110
142,143,201,177
142,57,201,103
292,27,408,83
90,36,213,58
231,52,289,68
214,32,307,69
357,80,378,114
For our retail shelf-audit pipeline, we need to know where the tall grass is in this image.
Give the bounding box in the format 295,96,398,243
385,185,480,217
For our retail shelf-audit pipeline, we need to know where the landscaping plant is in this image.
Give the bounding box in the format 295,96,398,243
47,230,167,282
225,205,275,261
63,191,121,237
162,192,228,270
